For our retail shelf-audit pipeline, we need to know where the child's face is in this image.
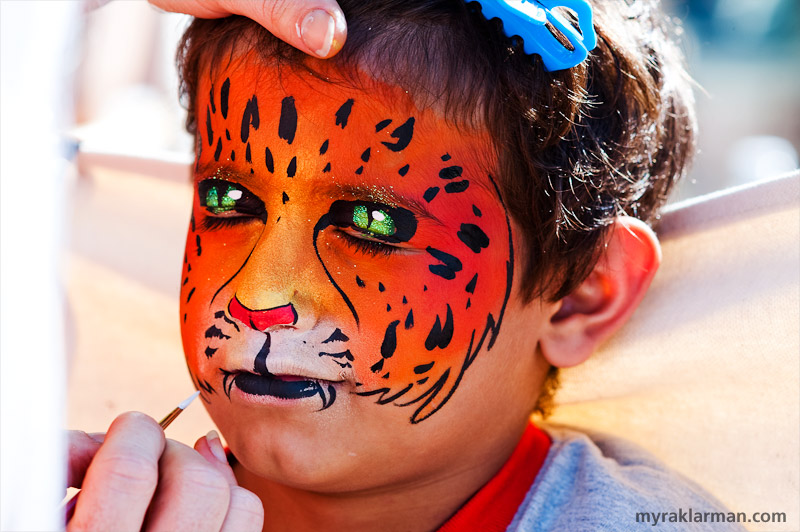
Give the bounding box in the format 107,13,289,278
180,54,552,490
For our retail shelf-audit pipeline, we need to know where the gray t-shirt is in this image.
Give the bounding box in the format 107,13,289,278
508,426,747,531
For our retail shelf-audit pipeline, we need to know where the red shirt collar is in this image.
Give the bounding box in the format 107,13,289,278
437,422,551,532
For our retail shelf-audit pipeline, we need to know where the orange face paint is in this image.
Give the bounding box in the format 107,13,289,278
180,56,513,423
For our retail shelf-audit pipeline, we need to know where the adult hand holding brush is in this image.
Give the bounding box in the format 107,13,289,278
65,393,263,532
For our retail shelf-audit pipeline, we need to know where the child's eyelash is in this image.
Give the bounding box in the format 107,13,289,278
339,231,399,257
200,216,252,231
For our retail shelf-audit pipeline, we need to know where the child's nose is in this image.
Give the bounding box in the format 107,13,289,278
228,294,298,331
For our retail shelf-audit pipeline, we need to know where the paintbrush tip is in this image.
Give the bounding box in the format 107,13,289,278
178,390,201,410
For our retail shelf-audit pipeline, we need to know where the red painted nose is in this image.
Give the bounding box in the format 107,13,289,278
228,296,297,331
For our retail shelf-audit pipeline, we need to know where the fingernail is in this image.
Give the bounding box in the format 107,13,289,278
206,430,228,465
88,432,106,444
301,9,336,57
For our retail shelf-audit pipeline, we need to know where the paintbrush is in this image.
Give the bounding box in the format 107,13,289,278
64,390,202,523
157,390,201,429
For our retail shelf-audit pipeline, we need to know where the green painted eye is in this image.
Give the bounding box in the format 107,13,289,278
353,205,369,229
368,210,395,235
352,205,396,237
206,185,242,214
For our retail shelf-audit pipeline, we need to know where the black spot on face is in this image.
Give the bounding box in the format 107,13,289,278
439,166,463,180
472,205,482,217
226,129,231,141
319,349,354,367
220,78,230,119
320,139,329,154
278,96,297,144
186,287,195,303
230,150,235,161
196,235,202,256
216,311,240,332
322,328,349,343
355,166,363,175
426,247,462,280
405,309,414,329
425,304,454,350
381,320,400,359
378,282,385,292
444,180,469,193
414,361,434,374
206,106,214,146
209,85,216,114
361,147,371,162
287,156,297,177
205,346,217,358
457,224,490,253
240,95,259,142
265,147,274,172
282,191,289,204
441,153,451,161
356,275,366,288
205,325,230,340
214,138,222,161
423,187,439,202
335,99,354,128
371,359,384,373
245,143,252,163
323,162,331,173
465,273,478,294
381,117,415,152
376,118,392,132
398,164,410,176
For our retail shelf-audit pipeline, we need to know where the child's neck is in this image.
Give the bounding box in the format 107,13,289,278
233,438,519,532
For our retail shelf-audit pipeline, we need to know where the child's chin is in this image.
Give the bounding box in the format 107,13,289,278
213,399,421,493
230,430,381,491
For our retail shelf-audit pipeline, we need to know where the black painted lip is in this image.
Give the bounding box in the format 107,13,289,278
234,372,321,399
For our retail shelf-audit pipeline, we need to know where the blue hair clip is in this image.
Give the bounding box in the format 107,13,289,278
474,0,597,71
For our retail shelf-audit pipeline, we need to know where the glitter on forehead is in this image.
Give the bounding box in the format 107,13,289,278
321,181,404,209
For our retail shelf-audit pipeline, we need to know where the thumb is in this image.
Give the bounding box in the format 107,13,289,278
226,0,347,58
148,0,347,58
194,430,238,485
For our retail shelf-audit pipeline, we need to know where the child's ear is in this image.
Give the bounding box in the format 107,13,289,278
539,216,661,368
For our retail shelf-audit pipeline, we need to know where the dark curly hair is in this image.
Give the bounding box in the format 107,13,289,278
176,0,696,415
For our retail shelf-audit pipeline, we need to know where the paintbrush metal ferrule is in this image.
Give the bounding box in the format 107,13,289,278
158,390,201,429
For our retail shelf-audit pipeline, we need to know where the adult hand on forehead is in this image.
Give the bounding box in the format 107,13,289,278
148,0,347,58
66,413,263,531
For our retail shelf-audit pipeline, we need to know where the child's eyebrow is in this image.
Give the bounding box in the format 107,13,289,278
316,182,445,227
193,164,266,192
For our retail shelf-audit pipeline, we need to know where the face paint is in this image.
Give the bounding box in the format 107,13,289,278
180,55,513,424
